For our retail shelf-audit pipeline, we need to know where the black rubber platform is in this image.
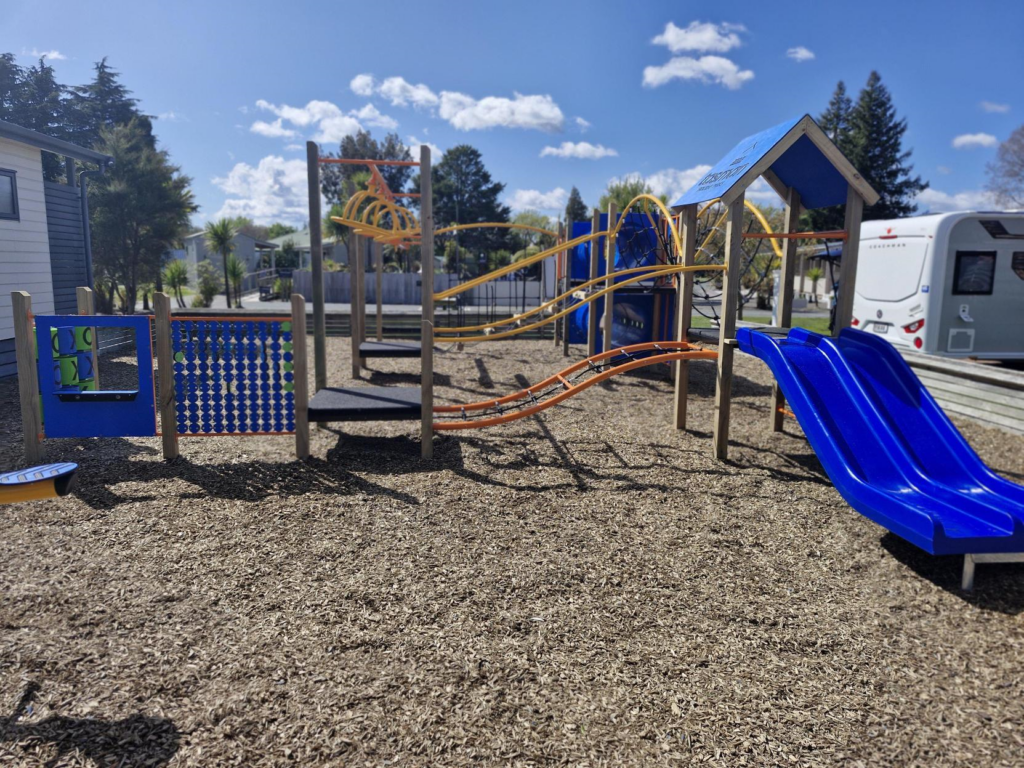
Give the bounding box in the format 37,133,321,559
359,340,422,358
308,386,422,422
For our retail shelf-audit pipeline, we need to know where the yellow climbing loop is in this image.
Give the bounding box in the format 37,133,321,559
434,263,724,343
435,264,683,334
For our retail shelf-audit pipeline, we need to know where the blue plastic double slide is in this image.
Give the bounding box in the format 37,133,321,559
736,327,1024,555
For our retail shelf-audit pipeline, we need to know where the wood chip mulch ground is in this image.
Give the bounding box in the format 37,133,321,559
2,336,1023,767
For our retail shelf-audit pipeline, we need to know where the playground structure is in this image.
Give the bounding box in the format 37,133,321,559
11,115,1024,589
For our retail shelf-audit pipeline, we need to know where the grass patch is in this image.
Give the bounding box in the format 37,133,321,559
689,313,832,335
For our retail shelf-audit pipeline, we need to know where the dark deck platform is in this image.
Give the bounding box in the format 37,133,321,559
359,340,422,358
307,386,422,422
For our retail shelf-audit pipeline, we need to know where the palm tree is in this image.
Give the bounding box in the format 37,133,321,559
163,260,190,308
806,267,824,305
226,253,246,308
204,219,236,308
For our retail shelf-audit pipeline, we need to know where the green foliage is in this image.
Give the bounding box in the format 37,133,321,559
988,125,1024,208
272,238,300,270
226,253,246,307
163,259,190,308
204,218,237,308
322,258,346,272
192,261,223,308
266,222,297,240
273,277,293,298
598,176,666,212
412,145,511,255
808,72,927,229
320,130,413,203
565,186,588,226
89,119,195,314
508,211,556,253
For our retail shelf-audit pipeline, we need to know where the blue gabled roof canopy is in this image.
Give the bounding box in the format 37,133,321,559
673,115,878,210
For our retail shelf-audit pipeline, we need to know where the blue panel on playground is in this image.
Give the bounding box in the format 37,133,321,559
569,213,664,282
568,292,676,353
673,115,852,210
170,319,296,436
35,315,157,438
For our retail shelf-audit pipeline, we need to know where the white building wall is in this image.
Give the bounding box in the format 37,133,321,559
0,137,54,340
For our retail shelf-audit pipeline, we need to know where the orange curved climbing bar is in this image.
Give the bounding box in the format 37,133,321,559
432,342,717,430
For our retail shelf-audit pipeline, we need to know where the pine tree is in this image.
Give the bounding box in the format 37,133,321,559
410,145,511,254
808,72,927,230
564,186,587,225
818,81,853,152
22,58,69,180
319,130,413,203
847,71,927,220
68,58,146,148
0,54,25,117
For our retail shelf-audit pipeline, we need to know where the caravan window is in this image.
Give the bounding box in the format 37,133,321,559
0,169,18,220
953,251,996,295
1013,252,1024,280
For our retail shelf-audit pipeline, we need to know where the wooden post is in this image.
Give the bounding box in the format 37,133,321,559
673,204,697,430
154,292,179,460
350,233,364,376
420,145,434,461
562,220,571,357
835,185,864,335
291,294,310,459
587,208,601,357
603,202,617,355
771,187,801,432
712,195,745,461
12,291,42,463
76,286,100,390
374,240,383,341
306,141,327,395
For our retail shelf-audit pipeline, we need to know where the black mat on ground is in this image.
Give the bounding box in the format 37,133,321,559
359,341,422,358
308,386,422,422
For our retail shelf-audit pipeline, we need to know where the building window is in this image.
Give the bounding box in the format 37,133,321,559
0,169,18,221
1013,253,1024,281
953,250,996,295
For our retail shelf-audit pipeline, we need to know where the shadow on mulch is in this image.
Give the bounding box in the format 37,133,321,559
69,433,440,510
881,533,1024,615
1,683,179,767
730,438,832,486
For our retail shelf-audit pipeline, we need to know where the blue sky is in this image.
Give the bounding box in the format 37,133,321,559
7,0,1023,225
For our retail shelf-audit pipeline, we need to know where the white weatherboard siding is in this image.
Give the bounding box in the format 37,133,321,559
0,137,54,340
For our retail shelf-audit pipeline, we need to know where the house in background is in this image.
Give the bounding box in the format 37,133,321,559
0,119,114,377
268,227,347,270
181,229,277,283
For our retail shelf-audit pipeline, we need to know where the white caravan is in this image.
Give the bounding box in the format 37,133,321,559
852,211,1024,359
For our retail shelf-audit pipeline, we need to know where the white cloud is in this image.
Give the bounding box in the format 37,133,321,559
980,101,1010,114
608,166,781,206
157,111,188,122
213,156,312,225
917,187,998,212
439,91,564,131
507,187,568,212
643,55,754,89
786,46,815,62
284,143,304,151
937,165,951,175
652,21,745,53
952,132,998,149
250,118,299,139
407,135,442,160
379,76,440,109
575,116,591,132
350,74,376,97
251,98,393,144
540,141,618,160
24,48,66,60
352,103,398,130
